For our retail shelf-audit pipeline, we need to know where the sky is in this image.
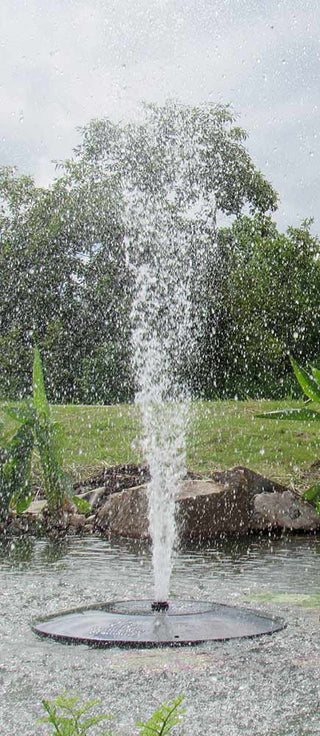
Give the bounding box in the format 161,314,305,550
1,0,320,232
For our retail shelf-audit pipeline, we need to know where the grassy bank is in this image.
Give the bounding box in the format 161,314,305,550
1,399,319,490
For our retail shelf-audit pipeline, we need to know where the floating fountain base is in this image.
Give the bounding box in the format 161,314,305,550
32,600,284,647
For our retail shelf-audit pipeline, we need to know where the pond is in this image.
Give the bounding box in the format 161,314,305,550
1,533,320,735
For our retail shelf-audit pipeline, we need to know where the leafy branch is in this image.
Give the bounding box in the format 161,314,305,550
136,696,185,736
39,693,113,736
38,692,185,736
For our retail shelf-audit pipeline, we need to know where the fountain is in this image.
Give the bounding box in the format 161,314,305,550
33,131,284,647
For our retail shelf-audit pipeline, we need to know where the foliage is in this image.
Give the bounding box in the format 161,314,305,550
38,692,185,736
32,347,71,512
136,696,185,736
0,402,35,520
0,102,279,404
39,693,112,736
75,101,277,220
0,164,131,404
256,356,320,508
0,348,70,521
72,496,91,515
1,107,320,402
72,102,277,397
210,215,320,399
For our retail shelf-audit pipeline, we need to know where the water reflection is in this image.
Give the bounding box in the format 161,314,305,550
0,536,35,566
0,533,319,595
0,536,71,569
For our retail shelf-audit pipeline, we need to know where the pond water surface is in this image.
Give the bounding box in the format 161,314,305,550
1,533,320,735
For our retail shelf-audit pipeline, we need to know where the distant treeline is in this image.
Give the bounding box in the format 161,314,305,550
1,102,319,403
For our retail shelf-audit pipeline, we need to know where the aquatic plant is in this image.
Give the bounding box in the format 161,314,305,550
257,356,320,508
0,347,70,521
32,346,71,513
0,401,35,520
39,692,185,736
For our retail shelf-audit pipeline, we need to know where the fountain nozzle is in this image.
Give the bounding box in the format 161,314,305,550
151,600,169,612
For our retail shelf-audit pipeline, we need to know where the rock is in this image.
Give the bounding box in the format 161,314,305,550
214,466,288,496
251,490,320,531
211,466,288,515
96,484,149,538
94,465,320,539
176,478,249,540
74,464,150,509
68,513,87,532
96,476,249,541
7,514,38,535
212,466,320,532
41,509,70,537
84,521,95,533
86,514,96,525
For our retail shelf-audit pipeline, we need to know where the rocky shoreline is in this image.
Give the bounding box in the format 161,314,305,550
2,464,320,541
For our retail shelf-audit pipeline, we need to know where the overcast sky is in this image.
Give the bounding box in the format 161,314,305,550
1,0,319,232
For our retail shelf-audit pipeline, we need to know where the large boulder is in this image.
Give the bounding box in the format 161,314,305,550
95,465,320,540
176,478,248,540
96,475,249,540
96,484,149,539
251,489,320,531
214,466,320,532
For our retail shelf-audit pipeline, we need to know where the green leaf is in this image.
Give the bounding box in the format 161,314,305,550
72,496,91,515
33,346,49,419
256,409,320,421
311,365,320,385
4,421,35,514
290,356,320,403
35,416,69,512
39,693,113,736
13,490,34,514
2,400,35,425
137,697,185,736
303,482,320,505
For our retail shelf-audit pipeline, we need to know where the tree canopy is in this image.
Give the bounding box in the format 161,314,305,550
2,102,318,403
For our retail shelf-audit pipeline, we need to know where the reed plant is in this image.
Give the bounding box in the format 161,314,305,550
0,347,70,521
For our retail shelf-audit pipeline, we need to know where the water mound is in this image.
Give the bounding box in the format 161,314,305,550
32,599,284,647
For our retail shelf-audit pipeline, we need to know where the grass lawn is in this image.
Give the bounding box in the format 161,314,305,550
1,399,319,490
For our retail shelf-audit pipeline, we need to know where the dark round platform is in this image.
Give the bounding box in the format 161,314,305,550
32,599,285,647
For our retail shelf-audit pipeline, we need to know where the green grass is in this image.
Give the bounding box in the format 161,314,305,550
1,399,319,488
243,592,320,608
188,399,320,488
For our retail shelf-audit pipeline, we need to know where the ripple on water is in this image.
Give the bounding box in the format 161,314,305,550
1,534,320,735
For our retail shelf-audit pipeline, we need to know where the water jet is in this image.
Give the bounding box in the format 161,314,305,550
33,169,286,649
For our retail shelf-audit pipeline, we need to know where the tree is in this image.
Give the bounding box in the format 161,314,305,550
69,101,278,396
75,101,277,219
213,214,320,398
0,103,279,403
0,165,131,402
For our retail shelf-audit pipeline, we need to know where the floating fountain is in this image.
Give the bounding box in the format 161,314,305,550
33,163,285,647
